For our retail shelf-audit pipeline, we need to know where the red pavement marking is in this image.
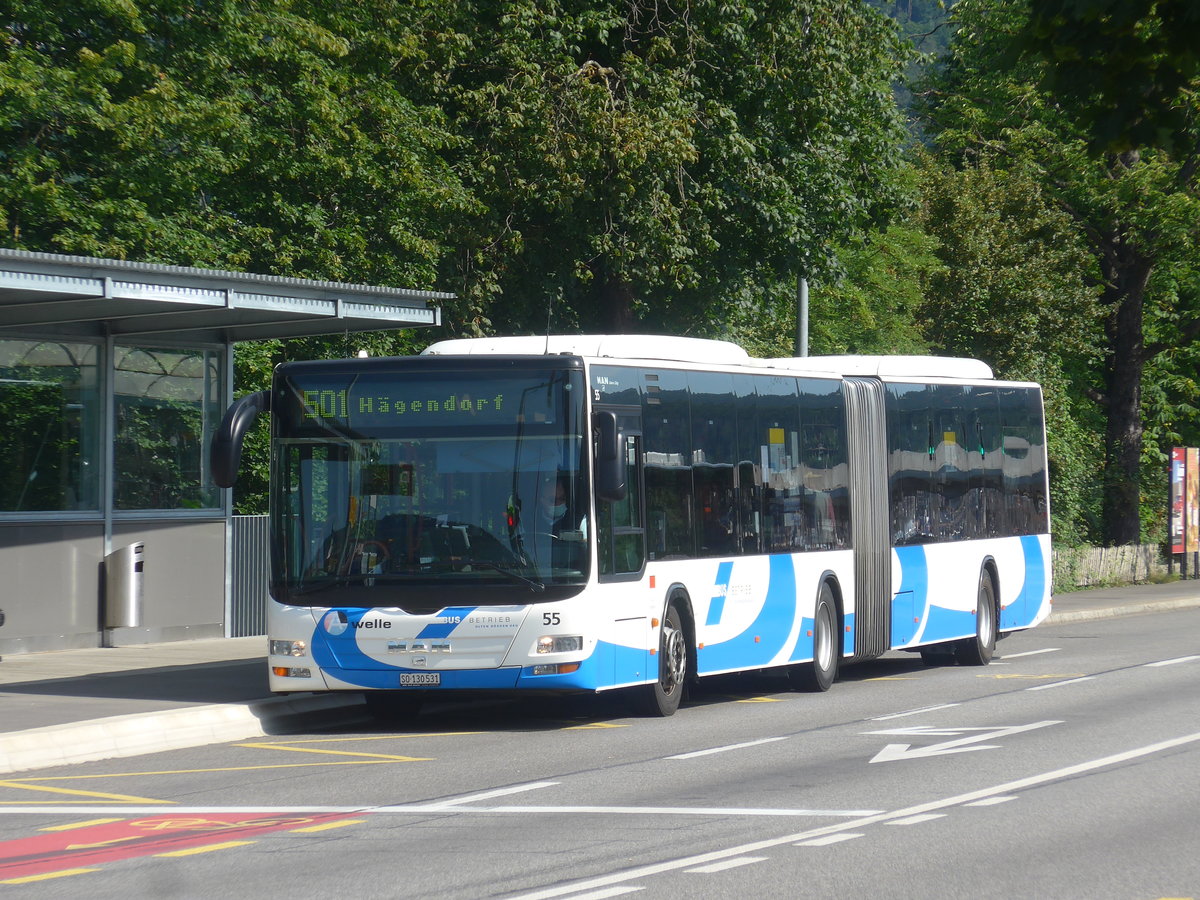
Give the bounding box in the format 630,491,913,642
0,812,359,881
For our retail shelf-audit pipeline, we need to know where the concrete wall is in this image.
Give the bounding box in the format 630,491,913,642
108,519,226,646
0,522,105,653
0,519,226,655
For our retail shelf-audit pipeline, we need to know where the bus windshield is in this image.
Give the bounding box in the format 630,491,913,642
270,367,589,607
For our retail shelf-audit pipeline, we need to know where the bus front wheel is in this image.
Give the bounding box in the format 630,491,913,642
789,582,839,692
636,603,688,717
956,571,997,666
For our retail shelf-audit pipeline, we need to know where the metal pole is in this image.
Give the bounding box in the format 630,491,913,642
796,276,809,358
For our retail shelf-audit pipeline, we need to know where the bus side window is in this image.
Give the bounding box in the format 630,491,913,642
599,433,645,577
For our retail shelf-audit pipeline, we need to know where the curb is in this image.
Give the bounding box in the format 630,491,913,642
1045,596,1200,625
0,692,367,776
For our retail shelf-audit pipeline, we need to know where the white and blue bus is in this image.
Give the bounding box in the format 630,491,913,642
212,335,1051,717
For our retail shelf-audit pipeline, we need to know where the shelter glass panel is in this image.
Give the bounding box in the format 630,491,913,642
113,344,224,510
0,338,100,512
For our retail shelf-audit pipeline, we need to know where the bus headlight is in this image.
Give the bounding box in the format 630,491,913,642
536,635,583,654
270,640,307,657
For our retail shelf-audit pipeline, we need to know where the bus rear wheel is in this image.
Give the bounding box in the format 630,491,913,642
956,571,997,666
636,603,688,717
789,583,839,692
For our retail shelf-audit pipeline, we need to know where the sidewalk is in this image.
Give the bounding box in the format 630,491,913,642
2,582,1198,775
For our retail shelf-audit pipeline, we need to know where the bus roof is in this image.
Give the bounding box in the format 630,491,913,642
422,334,751,365
759,355,994,380
422,336,991,380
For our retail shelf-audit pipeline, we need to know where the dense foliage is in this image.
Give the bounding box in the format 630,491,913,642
2,0,1197,544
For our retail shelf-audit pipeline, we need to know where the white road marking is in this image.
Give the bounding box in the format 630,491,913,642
794,833,863,847
888,813,946,825
500,731,1200,900
666,737,787,759
685,857,766,874
1144,655,1200,667
869,703,960,721
478,806,882,818
998,648,1060,659
0,804,882,818
866,721,1061,763
395,781,560,809
1025,676,1096,691
964,796,1017,806
561,888,643,900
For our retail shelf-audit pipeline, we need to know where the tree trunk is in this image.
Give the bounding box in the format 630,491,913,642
598,275,636,333
1100,243,1153,546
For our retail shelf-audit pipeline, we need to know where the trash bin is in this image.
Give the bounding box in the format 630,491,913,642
104,542,145,629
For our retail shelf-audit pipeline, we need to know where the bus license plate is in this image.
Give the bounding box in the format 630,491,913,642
399,672,440,686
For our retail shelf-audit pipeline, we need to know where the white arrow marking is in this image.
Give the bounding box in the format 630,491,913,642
867,720,1061,763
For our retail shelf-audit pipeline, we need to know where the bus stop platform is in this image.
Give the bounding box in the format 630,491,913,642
2,581,1198,775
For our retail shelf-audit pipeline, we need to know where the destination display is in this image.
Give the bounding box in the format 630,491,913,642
280,372,571,432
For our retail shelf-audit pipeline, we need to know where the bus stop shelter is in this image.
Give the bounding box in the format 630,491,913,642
0,248,448,655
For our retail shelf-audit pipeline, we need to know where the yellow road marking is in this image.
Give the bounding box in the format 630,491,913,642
154,840,256,858
246,732,482,745
1,868,100,884
290,819,365,834
563,722,630,730
737,696,784,703
866,676,917,681
0,780,167,804
39,818,126,831
66,836,142,850
14,760,416,784
236,742,432,762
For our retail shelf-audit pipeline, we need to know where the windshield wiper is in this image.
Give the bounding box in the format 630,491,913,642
455,559,545,592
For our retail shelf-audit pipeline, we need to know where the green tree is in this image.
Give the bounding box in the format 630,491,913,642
1017,0,1200,154
917,158,1106,543
920,0,1200,544
403,0,915,337
0,0,470,285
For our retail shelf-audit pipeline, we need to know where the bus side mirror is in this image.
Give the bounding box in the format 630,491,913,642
211,390,272,488
593,410,627,503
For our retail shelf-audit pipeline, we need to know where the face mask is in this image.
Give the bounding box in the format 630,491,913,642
550,503,567,519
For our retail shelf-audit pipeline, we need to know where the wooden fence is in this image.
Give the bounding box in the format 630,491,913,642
1052,543,1168,593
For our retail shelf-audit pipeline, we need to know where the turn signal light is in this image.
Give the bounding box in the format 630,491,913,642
272,666,312,678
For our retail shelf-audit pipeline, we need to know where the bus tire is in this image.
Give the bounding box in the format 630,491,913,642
789,582,839,692
956,570,997,666
364,691,424,722
635,602,688,717
919,645,956,666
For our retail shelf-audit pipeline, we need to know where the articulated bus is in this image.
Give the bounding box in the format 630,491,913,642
211,335,1051,717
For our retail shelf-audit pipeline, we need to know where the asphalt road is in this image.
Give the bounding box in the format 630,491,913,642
2,607,1198,899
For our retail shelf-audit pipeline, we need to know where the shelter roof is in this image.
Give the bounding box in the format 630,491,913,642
0,249,448,342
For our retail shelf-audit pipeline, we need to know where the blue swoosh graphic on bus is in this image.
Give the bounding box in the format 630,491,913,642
1020,535,1047,625
309,609,387,682
416,606,479,639
892,545,928,646
699,554,797,673
706,561,735,626
921,603,976,642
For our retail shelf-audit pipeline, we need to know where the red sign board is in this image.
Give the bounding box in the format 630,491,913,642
1170,447,1200,556
1171,447,1186,554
